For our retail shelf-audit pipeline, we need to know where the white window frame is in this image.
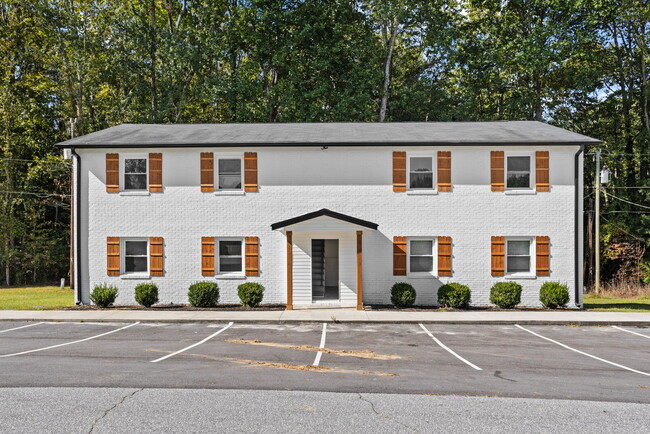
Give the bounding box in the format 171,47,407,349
505,152,535,191
407,236,438,277
121,237,149,276
121,154,149,192
407,153,437,191
505,236,535,277
217,237,244,276
215,154,244,192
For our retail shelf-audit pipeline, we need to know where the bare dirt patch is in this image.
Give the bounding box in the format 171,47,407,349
225,338,402,360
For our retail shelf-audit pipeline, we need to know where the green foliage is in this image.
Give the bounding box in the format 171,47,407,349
437,282,471,309
489,282,522,309
134,283,159,308
391,282,416,307
90,284,118,308
237,282,265,307
539,282,570,308
188,281,219,308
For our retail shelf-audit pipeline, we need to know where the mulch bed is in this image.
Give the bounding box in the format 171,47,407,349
62,304,286,311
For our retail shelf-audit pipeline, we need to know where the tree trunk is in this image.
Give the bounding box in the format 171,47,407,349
150,0,157,121
379,19,400,123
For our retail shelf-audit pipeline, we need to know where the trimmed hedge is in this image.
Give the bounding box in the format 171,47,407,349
539,281,569,308
90,283,118,308
238,282,265,307
391,282,416,308
489,281,522,308
437,283,471,308
135,283,159,308
188,281,220,307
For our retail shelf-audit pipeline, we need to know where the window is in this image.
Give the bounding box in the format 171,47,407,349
124,239,148,274
218,239,243,273
506,238,532,274
408,238,435,274
409,156,434,189
218,158,242,190
124,158,147,190
506,156,531,189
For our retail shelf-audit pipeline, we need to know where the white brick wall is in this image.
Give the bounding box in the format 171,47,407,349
76,145,582,307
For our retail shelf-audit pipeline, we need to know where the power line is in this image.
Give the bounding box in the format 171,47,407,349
0,191,70,198
0,158,70,164
601,216,645,242
602,190,650,210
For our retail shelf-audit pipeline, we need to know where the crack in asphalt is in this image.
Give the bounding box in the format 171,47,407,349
357,393,418,432
88,388,144,433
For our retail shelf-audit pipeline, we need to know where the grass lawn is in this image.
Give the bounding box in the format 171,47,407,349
583,294,650,312
0,285,74,310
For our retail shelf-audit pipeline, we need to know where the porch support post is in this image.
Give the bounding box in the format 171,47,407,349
286,231,293,310
356,230,363,310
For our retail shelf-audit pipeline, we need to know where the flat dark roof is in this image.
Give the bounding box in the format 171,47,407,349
271,209,379,231
57,121,601,148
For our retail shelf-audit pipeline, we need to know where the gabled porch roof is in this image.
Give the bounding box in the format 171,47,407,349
270,208,378,231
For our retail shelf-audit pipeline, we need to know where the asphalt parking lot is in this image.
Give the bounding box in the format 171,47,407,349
0,321,649,403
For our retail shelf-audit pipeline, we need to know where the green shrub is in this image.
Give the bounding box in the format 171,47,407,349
188,281,219,307
238,282,265,307
489,281,522,308
391,282,416,308
135,283,159,308
90,283,118,308
539,281,569,308
437,283,471,308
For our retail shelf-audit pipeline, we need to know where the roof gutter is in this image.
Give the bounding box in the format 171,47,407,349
72,148,82,305
575,145,584,308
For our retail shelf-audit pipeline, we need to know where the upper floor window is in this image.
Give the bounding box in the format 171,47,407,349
506,238,532,275
218,158,242,191
506,155,532,189
123,239,148,274
409,156,434,190
218,238,243,274
124,158,147,190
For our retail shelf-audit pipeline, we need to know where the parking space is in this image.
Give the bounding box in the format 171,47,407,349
0,321,648,402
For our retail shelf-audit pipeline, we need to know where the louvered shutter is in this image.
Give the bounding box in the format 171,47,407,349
536,236,550,276
393,236,407,275
106,153,119,193
150,237,164,276
438,236,452,276
149,153,163,192
536,151,550,191
245,237,259,276
437,152,452,191
393,152,406,191
244,152,258,192
491,236,505,276
200,152,214,192
201,237,215,276
491,151,505,191
107,237,120,275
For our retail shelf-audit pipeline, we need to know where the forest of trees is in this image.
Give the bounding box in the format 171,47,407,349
0,0,648,288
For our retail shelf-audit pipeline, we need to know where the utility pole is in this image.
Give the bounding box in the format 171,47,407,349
594,149,601,295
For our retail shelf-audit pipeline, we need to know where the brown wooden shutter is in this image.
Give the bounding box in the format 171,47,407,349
149,153,163,192
244,152,258,192
438,236,452,276
536,151,550,191
437,151,452,191
200,152,214,192
245,236,259,276
490,151,505,191
393,236,407,275
106,153,119,193
107,237,120,276
149,237,164,276
536,236,550,276
491,236,505,276
393,152,406,191
201,237,215,276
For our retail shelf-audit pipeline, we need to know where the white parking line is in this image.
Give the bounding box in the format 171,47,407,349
612,325,650,340
515,324,650,377
0,322,45,334
0,322,140,358
419,324,482,371
312,323,327,366
151,322,233,363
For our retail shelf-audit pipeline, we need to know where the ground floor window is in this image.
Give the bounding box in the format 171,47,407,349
506,238,532,275
408,237,435,275
218,239,243,274
123,239,148,274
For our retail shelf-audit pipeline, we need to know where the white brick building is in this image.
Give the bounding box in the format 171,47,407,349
58,122,600,308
